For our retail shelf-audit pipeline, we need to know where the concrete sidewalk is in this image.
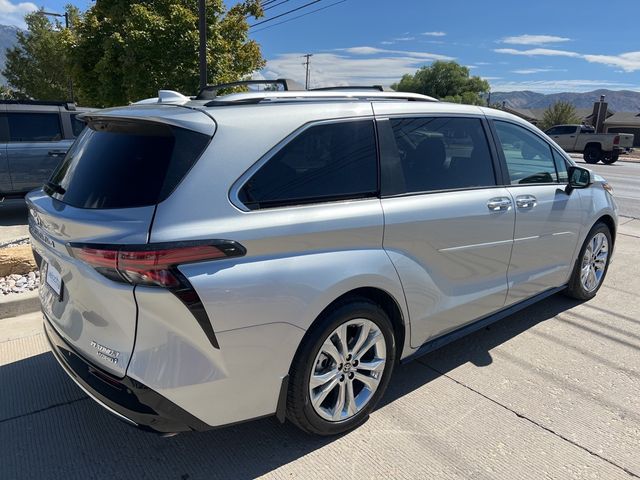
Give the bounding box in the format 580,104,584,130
0,232,639,479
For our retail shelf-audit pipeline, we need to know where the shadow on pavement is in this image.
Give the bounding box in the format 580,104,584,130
0,293,582,480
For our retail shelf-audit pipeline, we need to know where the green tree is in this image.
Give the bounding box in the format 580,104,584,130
392,61,490,105
2,7,80,101
539,101,580,131
72,0,265,107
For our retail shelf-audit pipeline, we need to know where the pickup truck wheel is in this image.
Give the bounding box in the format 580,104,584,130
584,145,602,164
601,153,619,164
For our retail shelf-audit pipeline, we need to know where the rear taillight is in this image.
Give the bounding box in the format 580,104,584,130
68,241,244,288
613,135,620,145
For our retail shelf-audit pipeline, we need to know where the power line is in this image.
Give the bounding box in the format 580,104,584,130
250,0,324,28
264,0,292,11
251,0,347,33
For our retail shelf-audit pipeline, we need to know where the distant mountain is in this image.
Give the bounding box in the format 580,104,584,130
0,24,20,84
491,89,640,112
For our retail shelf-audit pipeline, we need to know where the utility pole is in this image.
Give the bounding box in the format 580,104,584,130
41,10,74,102
198,0,207,91
303,54,313,90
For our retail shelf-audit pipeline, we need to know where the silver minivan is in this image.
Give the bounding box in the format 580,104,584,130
27,86,617,436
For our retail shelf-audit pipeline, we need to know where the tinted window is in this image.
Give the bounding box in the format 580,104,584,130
494,121,558,185
552,149,569,183
48,121,209,209
546,126,561,135
239,120,377,209
7,113,62,142
384,117,495,195
70,114,86,137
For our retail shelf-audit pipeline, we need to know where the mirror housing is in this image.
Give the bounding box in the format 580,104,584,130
566,166,593,192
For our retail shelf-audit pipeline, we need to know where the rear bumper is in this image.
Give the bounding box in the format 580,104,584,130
43,314,211,434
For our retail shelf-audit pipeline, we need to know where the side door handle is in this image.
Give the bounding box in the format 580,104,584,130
48,150,66,157
487,197,512,211
515,195,537,209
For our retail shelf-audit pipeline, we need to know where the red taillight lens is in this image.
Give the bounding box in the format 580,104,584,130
613,135,620,145
69,243,237,288
117,246,226,287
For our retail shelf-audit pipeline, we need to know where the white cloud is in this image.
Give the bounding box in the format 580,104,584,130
263,48,454,88
0,0,37,28
422,31,446,37
490,79,639,93
512,68,568,74
583,51,640,72
501,34,571,46
494,48,581,58
496,46,640,72
341,46,453,61
393,36,414,42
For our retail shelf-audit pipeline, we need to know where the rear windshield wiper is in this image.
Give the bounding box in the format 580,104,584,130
45,181,66,195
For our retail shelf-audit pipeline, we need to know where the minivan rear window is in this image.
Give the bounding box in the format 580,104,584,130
47,120,210,209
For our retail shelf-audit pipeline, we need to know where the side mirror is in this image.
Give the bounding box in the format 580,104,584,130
566,166,592,192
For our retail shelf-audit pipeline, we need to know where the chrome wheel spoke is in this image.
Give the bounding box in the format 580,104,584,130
350,322,371,357
354,330,382,361
354,371,380,391
321,338,343,364
332,382,346,420
311,376,339,408
310,369,339,389
356,358,385,373
345,381,357,417
334,324,349,359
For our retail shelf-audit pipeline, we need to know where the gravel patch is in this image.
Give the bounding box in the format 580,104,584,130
1,271,40,295
0,238,39,295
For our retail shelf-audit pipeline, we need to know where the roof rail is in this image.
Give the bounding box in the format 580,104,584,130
310,85,393,92
0,99,77,110
202,90,438,107
196,78,304,100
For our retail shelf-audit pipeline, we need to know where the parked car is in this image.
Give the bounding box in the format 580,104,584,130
0,100,94,199
544,124,634,164
28,84,618,437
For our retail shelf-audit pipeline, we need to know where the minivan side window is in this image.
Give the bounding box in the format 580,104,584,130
7,113,62,142
383,116,496,195
494,121,559,185
239,120,377,210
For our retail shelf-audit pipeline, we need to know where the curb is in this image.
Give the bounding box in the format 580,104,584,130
0,290,40,320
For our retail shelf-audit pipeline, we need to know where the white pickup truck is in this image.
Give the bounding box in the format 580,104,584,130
544,124,634,164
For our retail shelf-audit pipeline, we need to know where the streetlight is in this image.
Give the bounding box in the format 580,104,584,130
38,10,74,102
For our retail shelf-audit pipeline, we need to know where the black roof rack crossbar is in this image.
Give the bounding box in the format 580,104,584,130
196,78,304,100
310,85,390,92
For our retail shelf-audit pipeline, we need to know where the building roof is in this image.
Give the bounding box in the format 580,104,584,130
604,111,640,126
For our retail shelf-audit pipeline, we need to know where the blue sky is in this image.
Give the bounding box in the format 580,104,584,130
3,0,640,93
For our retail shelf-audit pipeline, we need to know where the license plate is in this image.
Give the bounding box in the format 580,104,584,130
45,262,63,297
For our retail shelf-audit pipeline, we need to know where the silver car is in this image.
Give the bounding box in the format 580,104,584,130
27,86,617,436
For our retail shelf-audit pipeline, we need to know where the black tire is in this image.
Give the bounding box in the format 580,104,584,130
583,145,602,164
286,298,396,435
564,222,612,300
601,153,619,164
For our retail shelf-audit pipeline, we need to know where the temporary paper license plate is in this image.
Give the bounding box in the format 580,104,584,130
45,262,63,297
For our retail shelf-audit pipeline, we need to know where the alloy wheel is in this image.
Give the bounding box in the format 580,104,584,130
580,232,609,292
308,319,387,422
